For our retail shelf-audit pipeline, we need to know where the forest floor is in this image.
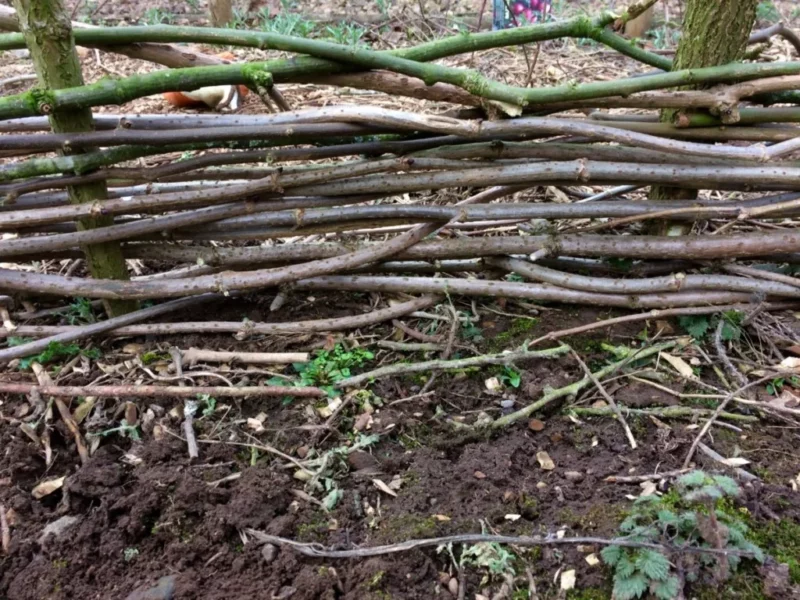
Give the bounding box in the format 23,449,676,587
2,0,800,599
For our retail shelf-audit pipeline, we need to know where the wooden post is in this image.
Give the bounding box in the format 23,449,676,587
12,0,137,316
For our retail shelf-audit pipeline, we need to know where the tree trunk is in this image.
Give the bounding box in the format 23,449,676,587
209,0,233,28
649,0,759,235
12,0,136,316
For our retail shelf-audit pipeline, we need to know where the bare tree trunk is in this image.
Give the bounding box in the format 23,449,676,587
649,0,759,235
12,0,136,316
210,0,233,27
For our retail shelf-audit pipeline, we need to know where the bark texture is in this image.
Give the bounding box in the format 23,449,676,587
649,0,759,231
12,0,135,315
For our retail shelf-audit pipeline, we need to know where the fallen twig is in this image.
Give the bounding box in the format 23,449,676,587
491,341,679,428
0,293,224,364
604,469,692,484
0,384,325,398
180,348,309,366
569,348,637,449
0,503,8,555
183,400,199,460
572,406,757,423
0,295,441,339
683,372,789,469
243,529,757,560
335,344,569,389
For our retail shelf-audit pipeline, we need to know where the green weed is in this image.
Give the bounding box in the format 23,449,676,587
602,471,763,600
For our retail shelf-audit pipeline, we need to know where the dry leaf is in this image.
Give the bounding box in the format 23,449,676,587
779,357,800,372
353,412,373,432
639,481,658,497
528,419,545,432
31,476,65,499
474,470,487,479
560,569,576,591
372,479,397,497
293,470,312,482
432,514,451,521
387,476,404,491
484,377,502,393
72,397,96,425
121,343,146,355
246,418,265,433
536,451,555,470
661,353,697,380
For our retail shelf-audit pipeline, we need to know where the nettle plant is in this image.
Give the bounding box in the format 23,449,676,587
601,471,764,600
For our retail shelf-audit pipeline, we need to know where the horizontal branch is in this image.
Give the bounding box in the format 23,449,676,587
0,295,440,338
0,384,325,398
293,276,758,309
2,38,799,119
335,343,570,388
487,257,800,298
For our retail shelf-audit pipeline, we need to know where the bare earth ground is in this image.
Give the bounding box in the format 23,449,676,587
2,0,800,599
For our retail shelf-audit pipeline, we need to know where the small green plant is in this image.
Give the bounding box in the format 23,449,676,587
197,393,217,417
767,377,785,396
679,311,743,341
260,11,316,37
499,365,522,388
90,419,141,441
123,547,139,562
66,298,96,325
756,1,780,22
765,376,798,396
440,540,517,588
324,23,366,46
11,340,100,371
374,0,389,17
271,344,374,397
230,8,250,29
143,7,174,24
601,471,764,600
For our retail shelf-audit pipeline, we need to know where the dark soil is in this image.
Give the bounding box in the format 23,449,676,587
2,297,800,600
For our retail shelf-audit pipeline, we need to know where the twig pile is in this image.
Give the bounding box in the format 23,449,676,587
1,0,799,357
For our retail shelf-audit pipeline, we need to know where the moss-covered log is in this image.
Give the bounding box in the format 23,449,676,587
12,0,135,316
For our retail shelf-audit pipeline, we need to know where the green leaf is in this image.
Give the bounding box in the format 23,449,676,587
613,572,649,600
651,575,680,600
720,320,741,341
657,510,679,526
711,474,740,497
635,550,670,582
615,554,636,579
323,488,342,510
684,485,723,502
601,545,622,566
678,315,710,339
677,470,707,488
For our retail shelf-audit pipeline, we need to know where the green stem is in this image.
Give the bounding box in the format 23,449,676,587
491,341,679,428
0,14,671,69
1,50,798,121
